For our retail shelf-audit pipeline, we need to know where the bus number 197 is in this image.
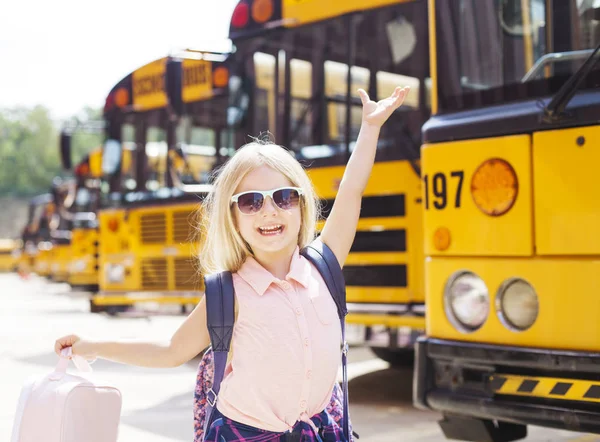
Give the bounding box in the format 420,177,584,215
423,171,464,210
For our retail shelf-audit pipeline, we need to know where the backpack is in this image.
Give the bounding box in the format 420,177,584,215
194,239,356,441
11,348,122,442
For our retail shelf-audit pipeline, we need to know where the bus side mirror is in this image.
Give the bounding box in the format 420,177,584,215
102,139,122,175
60,131,72,170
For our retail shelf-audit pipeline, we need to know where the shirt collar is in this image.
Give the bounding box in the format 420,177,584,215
237,246,310,296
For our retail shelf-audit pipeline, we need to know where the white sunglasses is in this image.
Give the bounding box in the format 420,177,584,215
231,187,304,215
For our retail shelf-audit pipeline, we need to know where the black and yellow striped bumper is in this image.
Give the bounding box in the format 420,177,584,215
414,338,600,435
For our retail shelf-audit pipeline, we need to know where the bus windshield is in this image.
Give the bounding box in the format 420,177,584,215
435,0,600,113
229,0,430,165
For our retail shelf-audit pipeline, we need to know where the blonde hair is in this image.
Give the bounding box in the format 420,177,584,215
198,139,320,275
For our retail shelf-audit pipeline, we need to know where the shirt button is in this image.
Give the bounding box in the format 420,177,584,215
281,281,291,290
306,370,312,379
295,307,302,316
300,400,307,409
304,338,310,347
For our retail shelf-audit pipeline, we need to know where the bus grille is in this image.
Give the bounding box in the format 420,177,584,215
141,258,168,290
140,214,167,244
173,211,196,244
174,257,199,290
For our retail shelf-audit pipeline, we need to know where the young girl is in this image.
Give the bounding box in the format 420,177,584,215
55,86,409,441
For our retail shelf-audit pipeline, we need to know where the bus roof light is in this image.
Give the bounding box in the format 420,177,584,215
115,88,130,108
252,0,273,24
232,1,250,28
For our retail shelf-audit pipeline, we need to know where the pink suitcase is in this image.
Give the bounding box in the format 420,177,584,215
11,348,122,442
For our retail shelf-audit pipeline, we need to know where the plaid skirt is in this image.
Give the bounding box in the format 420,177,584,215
203,407,347,442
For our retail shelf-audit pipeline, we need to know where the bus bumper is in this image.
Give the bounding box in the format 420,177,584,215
414,337,600,440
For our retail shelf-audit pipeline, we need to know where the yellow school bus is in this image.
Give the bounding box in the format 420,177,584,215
86,51,231,313
0,239,20,272
65,150,103,290
414,0,600,439
18,193,55,276
226,0,430,363
46,179,77,283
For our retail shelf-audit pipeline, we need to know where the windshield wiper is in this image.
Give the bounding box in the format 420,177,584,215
542,40,600,123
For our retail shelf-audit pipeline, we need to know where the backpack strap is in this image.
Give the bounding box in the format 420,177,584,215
300,238,352,441
203,271,235,437
300,239,348,319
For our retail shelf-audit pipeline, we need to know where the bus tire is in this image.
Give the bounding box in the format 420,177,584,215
370,347,414,367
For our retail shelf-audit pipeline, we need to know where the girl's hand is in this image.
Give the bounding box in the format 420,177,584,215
54,334,98,360
358,86,410,128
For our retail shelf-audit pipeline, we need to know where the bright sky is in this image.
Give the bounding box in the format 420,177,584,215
0,0,239,121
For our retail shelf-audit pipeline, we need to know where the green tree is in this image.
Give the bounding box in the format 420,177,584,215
65,106,104,168
0,105,60,196
0,105,103,197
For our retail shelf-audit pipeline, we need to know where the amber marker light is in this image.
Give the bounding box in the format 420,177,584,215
471,158,518,216
108,218,120,232
252,0,273,23
115,88,129,108
433,227,451,251
213,67,229,88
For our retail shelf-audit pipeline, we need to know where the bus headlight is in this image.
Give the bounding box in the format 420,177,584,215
444,271,489,332
71,259,87,273
496,278,538,331
105,264,125,284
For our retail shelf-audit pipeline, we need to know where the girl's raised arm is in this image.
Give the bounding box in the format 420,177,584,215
319,86,409,267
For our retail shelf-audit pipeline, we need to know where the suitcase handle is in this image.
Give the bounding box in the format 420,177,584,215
51,347,93,379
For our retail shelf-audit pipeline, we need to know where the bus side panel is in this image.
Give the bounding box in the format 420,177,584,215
422,135,533,257
309,160,423,304
99,209,140,292
425,257,600,352
533,126,600,255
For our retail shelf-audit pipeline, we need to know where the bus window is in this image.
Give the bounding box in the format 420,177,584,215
220,128,235,158
253,52,276,135
371,4,430,162
289,58,313,151
431,0,599,112
120,123,136,191
377,71,420,107
187,126,217,184
324,61,369,151
145,127,167,191
174,116,219,185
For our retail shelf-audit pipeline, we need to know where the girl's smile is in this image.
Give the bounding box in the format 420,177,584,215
257,224,284,236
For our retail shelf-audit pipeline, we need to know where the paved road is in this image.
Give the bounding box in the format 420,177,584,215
1,273,598,442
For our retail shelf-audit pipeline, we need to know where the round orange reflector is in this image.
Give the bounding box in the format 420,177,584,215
213,67,229,88
433,227,451,251
252,0,273,23
471,158,518,216
108,218,119,232
115,88,129,108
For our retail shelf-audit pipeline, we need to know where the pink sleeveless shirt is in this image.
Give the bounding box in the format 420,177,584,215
215,246,342,433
